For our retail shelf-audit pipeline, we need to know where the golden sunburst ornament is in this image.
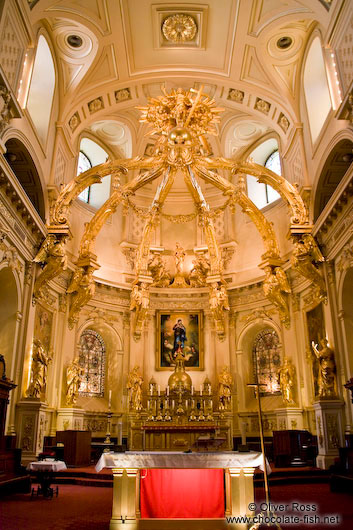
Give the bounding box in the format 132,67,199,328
138,87,223,137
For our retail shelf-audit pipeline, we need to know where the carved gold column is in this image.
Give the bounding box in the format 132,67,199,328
110,468,139,529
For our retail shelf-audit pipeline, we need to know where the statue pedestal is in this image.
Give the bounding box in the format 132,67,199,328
314,399,344,469
56,407,85,432
275,407,304,430
16,399,51,464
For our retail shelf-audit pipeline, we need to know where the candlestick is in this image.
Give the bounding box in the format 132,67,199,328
158,385,160,396
167,385,169,396
200,387,202,396
191,385,194,395
108,390,112,409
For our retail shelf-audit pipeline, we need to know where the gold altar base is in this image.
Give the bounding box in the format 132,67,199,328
109,464,255,530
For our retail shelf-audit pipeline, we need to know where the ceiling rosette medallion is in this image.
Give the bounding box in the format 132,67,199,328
162,14,197,43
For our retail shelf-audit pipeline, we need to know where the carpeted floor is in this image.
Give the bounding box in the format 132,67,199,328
255,482,353,530
0,481,352,529
0,485,113,530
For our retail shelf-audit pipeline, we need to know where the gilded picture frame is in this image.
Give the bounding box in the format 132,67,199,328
156,310,204,371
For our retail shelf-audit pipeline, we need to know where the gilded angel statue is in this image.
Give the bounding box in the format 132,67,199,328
27,339,52,399
291,234,326,300
33,235,68,300
148,254,170,287
66,357,84,406
311,339,337,398
127,366,143,411
278,357,296,404
263,265,290,328
67,267,96,329
218,366,232,410
189,254,210,287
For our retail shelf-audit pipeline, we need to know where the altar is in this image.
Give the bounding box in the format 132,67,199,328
96,451,267,529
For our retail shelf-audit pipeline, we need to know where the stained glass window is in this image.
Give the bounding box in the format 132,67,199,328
253,328,281,395
77,151,92,203
78,329,105,397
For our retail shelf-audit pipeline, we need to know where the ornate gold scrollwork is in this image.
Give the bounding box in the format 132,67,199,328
238,161,309,225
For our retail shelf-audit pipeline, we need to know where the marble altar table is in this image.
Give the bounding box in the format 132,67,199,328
96,451,268,529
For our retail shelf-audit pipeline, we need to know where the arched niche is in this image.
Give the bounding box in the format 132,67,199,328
313,139,353,221
0,267,19,377
236,319,284,411
4,138,46,221
74,319,123,411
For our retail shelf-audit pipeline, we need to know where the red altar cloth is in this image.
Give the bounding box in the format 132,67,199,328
140,468,225,519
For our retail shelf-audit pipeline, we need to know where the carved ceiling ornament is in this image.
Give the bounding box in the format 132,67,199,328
45,87,313,337
162,14,197,43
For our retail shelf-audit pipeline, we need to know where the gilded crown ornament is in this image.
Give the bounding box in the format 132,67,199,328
37,86,326,340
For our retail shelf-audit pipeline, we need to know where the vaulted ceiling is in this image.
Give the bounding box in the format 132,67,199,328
27,0,332,154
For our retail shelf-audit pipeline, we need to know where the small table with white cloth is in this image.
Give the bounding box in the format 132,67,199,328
96,451,270,529
27,459,67,498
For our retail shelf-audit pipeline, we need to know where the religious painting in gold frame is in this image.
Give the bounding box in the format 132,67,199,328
156,310,204,371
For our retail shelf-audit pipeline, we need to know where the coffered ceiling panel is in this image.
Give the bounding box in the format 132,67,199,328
46,0,111,34
120,0,239,76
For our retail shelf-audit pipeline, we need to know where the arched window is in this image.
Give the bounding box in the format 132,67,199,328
26,35,56,145
78,329,105,397
252,328,281,395
303,37,332,143
246,139,281,209
77,138,110,208
77,151,92,203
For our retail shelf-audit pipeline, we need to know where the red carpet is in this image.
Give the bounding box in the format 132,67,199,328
255,482,353,530
0,485,113,530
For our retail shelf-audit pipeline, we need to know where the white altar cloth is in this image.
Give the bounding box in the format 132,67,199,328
27,460,67,472
96,450,269,473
